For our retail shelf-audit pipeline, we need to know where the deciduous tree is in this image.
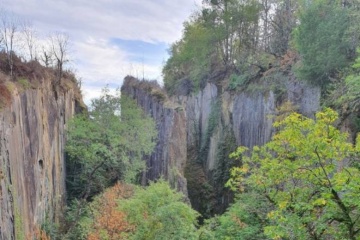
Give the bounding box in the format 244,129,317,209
66,88,157,200
294,0,350,87
228,108,360,239
119,180,200,240
50,32,69,84
21,20,37,61
0,9,20,78
87,183,135,240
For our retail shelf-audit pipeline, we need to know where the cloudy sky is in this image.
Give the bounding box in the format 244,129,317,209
2,0,201,104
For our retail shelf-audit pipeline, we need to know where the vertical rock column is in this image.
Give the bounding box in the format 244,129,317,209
121,77,188,194
0,81,80,239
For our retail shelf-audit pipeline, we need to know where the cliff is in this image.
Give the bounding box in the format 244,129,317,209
122,71,320,216
0,62,83,239
121,77,188,195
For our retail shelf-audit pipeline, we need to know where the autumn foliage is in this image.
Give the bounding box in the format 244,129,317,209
87,183,135,240
32,227,51,240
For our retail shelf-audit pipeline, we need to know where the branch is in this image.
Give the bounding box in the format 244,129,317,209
80,160,106,200
314,146,333,188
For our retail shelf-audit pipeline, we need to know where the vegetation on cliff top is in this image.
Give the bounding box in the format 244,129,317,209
0,9,83,110
163,0,360,94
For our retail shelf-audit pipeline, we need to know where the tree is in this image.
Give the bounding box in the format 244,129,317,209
50,32,69,84
259,0,275,52
270,0,298,56
228,108,360,239
119,180,200,240
329,48,360,124
200,191,271,240
87,183,135,240
163,0,262,94
163,14,215,94
65,88,157,201
202,0,261,68
345,0,360,59
39,45,53,67
0,9,20,78
294,0,350,87
21,20,37,61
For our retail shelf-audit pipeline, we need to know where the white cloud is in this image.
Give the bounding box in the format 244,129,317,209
73,38,128,83
73,37,163,104
3,0,202,43
2,0,202,105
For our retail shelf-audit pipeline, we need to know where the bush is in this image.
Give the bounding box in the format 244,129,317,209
228,73,250,90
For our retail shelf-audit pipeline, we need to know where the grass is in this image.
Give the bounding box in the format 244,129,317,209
17,77,31,90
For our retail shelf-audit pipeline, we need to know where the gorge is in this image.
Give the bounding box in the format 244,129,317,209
121,72,320,217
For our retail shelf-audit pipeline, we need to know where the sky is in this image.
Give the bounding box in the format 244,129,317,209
1,0,202,104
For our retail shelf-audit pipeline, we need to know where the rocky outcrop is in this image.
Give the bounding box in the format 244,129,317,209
121,77,188,195
0,79,82,239
183,76,319,215
122,73,320,216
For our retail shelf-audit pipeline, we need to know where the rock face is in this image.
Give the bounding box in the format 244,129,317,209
121,77,188,195
0,80,82,239
121,74,320,216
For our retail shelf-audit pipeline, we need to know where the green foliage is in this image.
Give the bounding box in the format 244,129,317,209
65,87,157,200
203,191,271,240
163,15,215,94
228,108,360,239
41,214,60,240
163,0,262,94
209,129,238,214
62,199,93,240
119,180,200,240
294,0,350,87
213,129,237,188
202,0,261,66
228,73,251,90
333,49,360,112
270,0,297,56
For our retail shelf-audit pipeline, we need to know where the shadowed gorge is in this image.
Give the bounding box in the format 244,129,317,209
2,0,360,238
121,69,321,217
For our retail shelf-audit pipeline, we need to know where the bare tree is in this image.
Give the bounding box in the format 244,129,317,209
49,32,69,84
21,20,37,61
0,9,20,79
39,45,53,67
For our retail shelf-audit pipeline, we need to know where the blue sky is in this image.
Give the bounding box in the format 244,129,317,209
2,0,201,104
110,38,168,65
